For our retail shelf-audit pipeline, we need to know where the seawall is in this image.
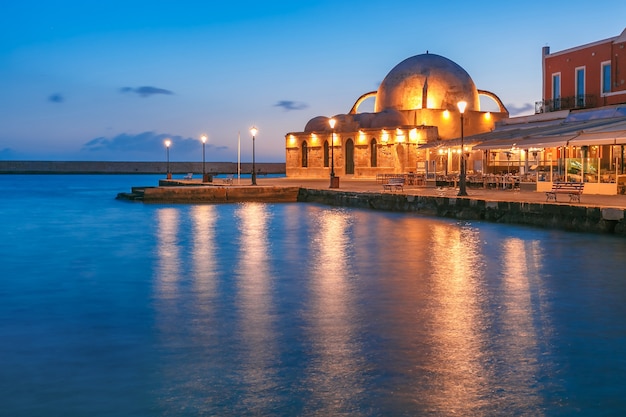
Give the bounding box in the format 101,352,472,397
0,160,285,175
123,185,301,203
297,188,626,236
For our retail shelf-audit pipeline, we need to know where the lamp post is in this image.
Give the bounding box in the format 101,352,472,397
201,135,207,182
164,139,171,179
250,126,258,185
329,118,337,188
457,101,468,196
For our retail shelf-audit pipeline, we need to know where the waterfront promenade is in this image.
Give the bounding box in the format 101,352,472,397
225,176,626,210
122,176,626,235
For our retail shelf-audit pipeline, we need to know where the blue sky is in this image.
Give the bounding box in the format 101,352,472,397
1,1,625,162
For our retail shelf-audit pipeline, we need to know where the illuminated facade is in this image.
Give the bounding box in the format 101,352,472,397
285,52,509,178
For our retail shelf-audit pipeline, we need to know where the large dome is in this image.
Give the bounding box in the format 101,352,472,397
374,53,479,113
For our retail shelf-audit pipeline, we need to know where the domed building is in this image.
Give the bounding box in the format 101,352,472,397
285,52,509,180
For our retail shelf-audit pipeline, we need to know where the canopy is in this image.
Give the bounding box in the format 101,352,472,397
568,129,626,145
473,115,626,150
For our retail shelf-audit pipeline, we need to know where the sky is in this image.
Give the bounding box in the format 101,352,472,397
1,1,625,163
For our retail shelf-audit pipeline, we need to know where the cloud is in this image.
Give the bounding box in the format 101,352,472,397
48,93,64,103
506,103,534,116
274,100,308,111
81,131,228,160
120,86,174,98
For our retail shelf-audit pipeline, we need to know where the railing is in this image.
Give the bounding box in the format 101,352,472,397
535,94,597,113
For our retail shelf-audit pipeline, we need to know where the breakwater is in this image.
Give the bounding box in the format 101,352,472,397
118,185,301,203
0,160,285,175
297,188,626,236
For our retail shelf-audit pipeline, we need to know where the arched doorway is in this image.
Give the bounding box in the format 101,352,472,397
396,143,405,172
345,139,355,174
301,141,308,167
370,138,377,167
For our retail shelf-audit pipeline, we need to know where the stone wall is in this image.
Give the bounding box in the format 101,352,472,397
140,186,300,203
297,188,626,236
0,161,285,174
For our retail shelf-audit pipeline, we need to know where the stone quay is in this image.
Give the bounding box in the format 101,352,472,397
117,177,626,236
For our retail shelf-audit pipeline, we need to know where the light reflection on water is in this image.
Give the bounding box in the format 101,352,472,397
306,209,364,415
234,203,278,411
2,175,626,416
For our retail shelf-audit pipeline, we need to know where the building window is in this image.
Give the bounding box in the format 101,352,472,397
552,73,561,110
323,141,329,167
575,67,585,107
301,141,308,167
370,138,377,167
602,61,612,94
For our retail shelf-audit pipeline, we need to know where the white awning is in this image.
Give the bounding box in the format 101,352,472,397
515,134,576,148
568,129,626,145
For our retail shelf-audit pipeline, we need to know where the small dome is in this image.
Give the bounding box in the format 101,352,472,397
375,53,479,112
352,112,376,129
370,109,408,128
304,116,331,132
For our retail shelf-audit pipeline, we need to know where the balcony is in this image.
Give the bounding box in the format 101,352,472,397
535,94,597,114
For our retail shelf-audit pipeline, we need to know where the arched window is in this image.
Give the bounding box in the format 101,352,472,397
302,141,308,167
323,140,329,167
345,138,355,174
370,138,377,167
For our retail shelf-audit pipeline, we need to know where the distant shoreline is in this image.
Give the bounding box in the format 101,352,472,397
0,160,285,175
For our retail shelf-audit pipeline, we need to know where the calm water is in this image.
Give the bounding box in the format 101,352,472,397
1,174,625,416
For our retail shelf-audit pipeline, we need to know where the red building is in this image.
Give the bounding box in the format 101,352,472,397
539,28,626,113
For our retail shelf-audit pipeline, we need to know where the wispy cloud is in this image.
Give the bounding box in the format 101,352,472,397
275,100,308,111
506,103,534,116
81,131,228,160
48,93,64,103
120,86,174,98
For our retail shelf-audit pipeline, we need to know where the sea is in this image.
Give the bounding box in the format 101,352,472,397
1,174,625,416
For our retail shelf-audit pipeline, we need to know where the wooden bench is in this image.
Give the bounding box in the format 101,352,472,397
382,177,405,192
545,181,584,203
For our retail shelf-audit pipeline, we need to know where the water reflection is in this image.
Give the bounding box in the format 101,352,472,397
496,237,547,411
155,208,181,300
305,208,363,414
426,222,489,414
191,205,218,306
234,203,277,411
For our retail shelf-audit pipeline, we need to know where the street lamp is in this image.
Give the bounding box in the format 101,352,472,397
250,126,258,185
457,101,468,196
201,135,207,182
164,139,171,179
329,118,337,188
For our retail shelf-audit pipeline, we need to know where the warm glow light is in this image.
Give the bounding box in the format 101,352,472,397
311,133,318,143
329,118,336,129
358,130,366,144
443,110,450,119
289,135,296,145
201,135,207,144
438,148,444,155
395,129,405,142
457,100,467,114
164,139,171,148
381,130,389,143
250,126,258,137
409,128,418,142
484,112,491,120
